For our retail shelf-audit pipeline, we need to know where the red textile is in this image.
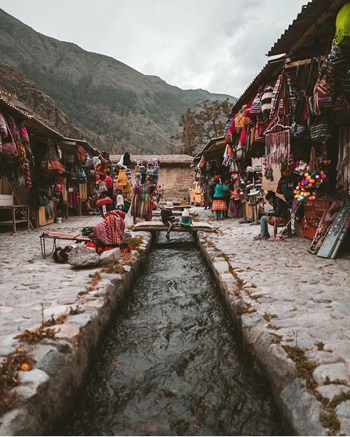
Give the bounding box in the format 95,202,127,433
93,210,125,246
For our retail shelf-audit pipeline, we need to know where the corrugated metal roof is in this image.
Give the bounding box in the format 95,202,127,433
268,0,345,59
61,137,99,155
110,154,193,165
191,136,226,166
0,96,64,138
230,0,347,118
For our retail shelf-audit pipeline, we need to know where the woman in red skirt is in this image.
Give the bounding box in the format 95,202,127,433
212,178,230,220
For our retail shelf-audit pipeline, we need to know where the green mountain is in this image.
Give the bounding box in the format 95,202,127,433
0,8,236,155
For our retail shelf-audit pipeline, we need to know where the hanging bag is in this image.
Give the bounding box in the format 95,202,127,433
261,85,273,119
1,135,18,157
77,167,87,183
1,142,18,157
198,155,206,170
249,86,263,115
330,94,350,125
308,115,333,143
47,140,65,173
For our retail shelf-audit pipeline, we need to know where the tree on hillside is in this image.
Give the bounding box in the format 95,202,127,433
175,99,232,155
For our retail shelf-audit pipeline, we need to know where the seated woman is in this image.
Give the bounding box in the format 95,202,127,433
93,209,126,249
254,190,288,240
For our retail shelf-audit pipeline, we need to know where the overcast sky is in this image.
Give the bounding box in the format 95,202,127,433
0,0,308,98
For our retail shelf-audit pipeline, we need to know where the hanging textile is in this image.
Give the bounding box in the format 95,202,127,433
265,130,291,167
263,69,295,167
269,69,296,123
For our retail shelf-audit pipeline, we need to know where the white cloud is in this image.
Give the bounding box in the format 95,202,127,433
0,0,307,97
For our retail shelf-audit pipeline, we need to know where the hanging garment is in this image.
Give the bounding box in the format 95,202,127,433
131,183,155,221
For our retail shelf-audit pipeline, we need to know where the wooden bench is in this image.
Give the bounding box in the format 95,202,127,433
133,220,215,234
40,231,91,258
0,194,30,233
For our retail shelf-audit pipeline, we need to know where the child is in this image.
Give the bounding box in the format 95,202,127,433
179,208,192,227
161,201,179,240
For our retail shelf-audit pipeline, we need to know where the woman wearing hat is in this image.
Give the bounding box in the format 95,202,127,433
161,201,179,240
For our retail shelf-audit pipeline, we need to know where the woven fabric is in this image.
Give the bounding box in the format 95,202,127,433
93,210,125,246
212,199,227,211
131,183,155,220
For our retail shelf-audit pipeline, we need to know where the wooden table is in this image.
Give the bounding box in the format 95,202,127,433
40,231,91,258
0,204,30,233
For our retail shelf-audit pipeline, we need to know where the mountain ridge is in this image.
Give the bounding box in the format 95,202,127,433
0,8,236,155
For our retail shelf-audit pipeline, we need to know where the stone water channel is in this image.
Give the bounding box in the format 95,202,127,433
62,232,285,436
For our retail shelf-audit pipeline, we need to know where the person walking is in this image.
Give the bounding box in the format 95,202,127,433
202,180,211,209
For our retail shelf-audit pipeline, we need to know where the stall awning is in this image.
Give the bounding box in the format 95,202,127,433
191,136,226,166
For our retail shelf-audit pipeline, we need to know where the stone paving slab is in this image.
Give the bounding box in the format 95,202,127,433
0,208,350,435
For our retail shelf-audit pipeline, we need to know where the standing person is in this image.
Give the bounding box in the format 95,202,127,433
229,180,241,218
202,180,211,210
212,178,230,220
161,201,179,240
131,179,156,224
223,178,231,219
209,177,216,208
254,190,288,240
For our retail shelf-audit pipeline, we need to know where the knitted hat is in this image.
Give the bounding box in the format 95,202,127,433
165,201,173,209
182,209,189,217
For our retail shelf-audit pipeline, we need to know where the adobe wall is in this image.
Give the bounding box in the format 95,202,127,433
128,165,194,202
159,166,194,201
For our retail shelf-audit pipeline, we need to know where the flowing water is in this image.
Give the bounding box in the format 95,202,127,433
64,233,284,436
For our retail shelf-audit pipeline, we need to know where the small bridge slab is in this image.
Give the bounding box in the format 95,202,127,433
133,220,215,233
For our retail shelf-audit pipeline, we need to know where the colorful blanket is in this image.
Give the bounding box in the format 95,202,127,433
93,210,125,246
